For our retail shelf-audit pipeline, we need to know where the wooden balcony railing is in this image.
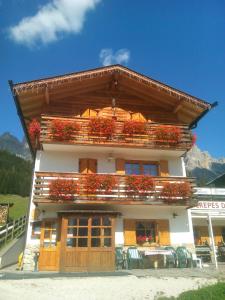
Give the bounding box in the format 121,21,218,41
40,116,193,151
33,172,197,206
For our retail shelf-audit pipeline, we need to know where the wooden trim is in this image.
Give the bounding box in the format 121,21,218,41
159,160,169,177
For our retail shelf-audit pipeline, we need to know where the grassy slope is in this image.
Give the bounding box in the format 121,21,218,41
0,194,29,220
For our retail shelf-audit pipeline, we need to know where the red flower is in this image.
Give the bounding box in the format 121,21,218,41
123,120,146,136
49,179,78,201
136,235,153,243
155,125,181,144
126,175,154,194
85,174,117,194
191,133,197,146
89,117,115,139
160,182,192,203
51,119,80,141
28,119,40,142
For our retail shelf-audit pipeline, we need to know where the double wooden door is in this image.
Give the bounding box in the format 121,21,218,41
60,214,115,272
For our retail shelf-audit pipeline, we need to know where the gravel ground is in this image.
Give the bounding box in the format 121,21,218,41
0,275,218,300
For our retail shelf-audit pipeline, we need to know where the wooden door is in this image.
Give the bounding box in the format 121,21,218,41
39,219,60,271
60,214,115,272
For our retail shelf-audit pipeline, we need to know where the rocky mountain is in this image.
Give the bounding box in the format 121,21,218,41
184,145,225,186
0,132,31,160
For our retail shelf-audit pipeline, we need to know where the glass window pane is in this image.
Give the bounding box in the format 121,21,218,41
143,164,158,176
78,238,88,247
78,227,88,236
44,230,50,239
104,238,111,247
103,228,111,236
66,238,76,247
67,227,77,237
91,228,100,236
79,217,88,226
102,217,111,226
92,217,101,226
68,218,77,226
125,163,140,175
91,238,100,247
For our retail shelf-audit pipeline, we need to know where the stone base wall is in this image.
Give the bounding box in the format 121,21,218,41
22,244,40,271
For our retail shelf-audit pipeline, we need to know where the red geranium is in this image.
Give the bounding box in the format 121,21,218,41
126,175,154,194
160,181,192,203
136,235,153,244
191,133,197,146
28,119,40,142
49,179,78,201
85,174,117,194
51,119,80,141
123,120,146,136
155,125,181,144
89,117,115,139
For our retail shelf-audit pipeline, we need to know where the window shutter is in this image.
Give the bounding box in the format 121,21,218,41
79,158,88,174
131,112,146,122
116,159,125,175
88,159,97,174
157,219,170,246
81,108,97,118
124,219,136,245
160,160,169,177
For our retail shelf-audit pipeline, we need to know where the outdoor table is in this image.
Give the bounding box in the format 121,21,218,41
142,249,173,268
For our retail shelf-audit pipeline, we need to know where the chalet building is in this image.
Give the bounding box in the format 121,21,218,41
10,65,215,271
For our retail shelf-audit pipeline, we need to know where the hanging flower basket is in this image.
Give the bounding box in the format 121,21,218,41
49,178,78,201
123,120,146,136
51,119,80,141
154,125,181,145
191,132,197,147
126,175,154,194
28,119,41,143
88,117,115,139
160,181,192,203
85,174,117,194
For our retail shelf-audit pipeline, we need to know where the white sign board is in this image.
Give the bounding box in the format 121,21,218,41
196,201,225,210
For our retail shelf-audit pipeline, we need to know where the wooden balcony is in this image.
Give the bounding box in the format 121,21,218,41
33,172,197,206
39,116,193,151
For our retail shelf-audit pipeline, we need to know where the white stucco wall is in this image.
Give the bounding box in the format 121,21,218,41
35,150,185,176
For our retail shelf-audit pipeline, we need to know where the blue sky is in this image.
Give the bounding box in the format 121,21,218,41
1,0,225,157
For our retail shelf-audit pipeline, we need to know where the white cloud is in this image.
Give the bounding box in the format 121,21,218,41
99,48,130,66
8,0,101,47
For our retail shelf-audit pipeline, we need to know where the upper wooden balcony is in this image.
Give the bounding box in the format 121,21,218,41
39,115,194,152
33,172,197,207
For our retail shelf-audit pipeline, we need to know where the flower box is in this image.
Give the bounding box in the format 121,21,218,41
154,125,181,145
160,181,192,203
123,120,146,136
51,119,80,141
49,179,78,201
88,117,115,139
85,174,117,194
126,175,154,194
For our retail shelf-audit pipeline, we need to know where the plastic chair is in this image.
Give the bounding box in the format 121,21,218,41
164,246,177,268
115,247,127,270
127,247,144,269
176,247,189,268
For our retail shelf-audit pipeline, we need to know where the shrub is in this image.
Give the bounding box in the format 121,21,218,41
49,179,78,201
28,119,41,142
51,119,80,141
126,175,154,194
155,125,181,144
160,182,192,203
88,117,115,139
123,120,146,136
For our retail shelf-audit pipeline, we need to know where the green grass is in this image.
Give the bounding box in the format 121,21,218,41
0,194,29,221
157,282,225,300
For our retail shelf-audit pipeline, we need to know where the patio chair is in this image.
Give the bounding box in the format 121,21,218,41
115,247,127,270
126,247,144,269
164,246,177,268
176,246,192,268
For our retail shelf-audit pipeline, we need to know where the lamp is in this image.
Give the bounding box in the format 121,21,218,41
172,212,178,219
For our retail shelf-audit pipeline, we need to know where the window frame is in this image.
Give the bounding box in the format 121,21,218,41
135,219,158,245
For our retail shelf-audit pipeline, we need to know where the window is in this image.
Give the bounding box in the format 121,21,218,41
136,221,156,245
32,221,41,239
42,220,58,248
125,161,158,176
